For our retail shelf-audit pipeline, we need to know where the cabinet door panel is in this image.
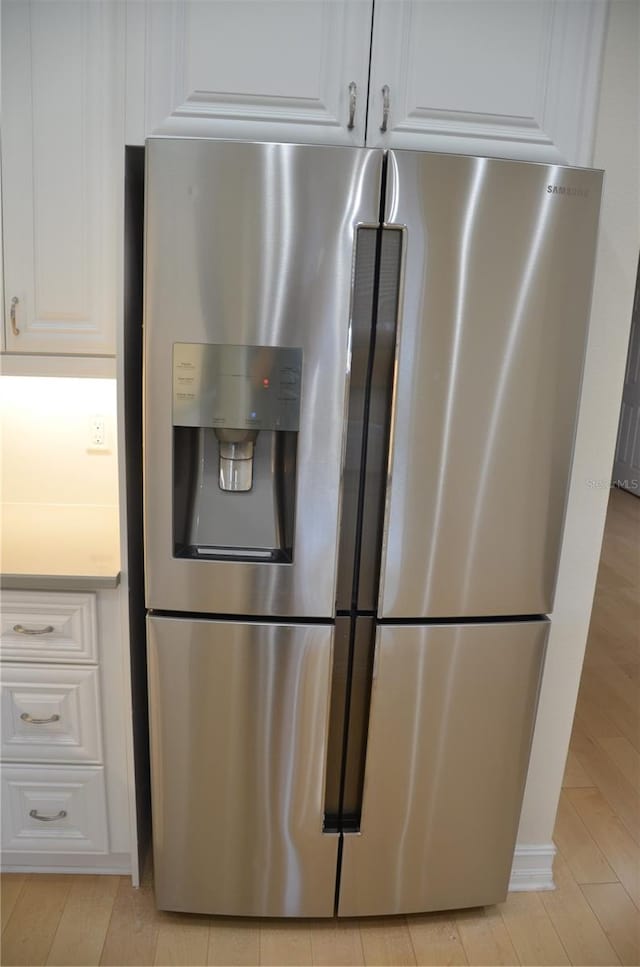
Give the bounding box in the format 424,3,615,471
1,664,102,764
138,0,372,145
0,591,98,663
338,622,548,916
366,0,606,164
1,765,108,853
1,1,121,354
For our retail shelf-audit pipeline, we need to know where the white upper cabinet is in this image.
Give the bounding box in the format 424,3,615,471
1,1,123,356
127,1,373,146
133,0,607,165
366,0,607,164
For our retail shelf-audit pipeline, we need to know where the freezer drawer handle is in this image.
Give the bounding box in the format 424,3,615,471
380,85,390,132
348,81,357,130
20,712,61,726
13,624,55,636
29,809,67,822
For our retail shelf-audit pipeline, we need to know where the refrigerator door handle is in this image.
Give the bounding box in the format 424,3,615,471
355,225,405,613
335,226,379,612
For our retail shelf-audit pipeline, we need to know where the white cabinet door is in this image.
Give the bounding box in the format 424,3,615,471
1,664,103,764
0,591,98,664
129,0,372,145
1,1,123,355
366,0,607,164
2,765,109,853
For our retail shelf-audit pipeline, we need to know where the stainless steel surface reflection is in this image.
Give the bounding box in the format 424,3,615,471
338,621,548,916
144,139,382,617
380,152,603,618
147,615,338,917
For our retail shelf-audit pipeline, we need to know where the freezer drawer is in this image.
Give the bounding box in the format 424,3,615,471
338,621,547,917
147,615,338,917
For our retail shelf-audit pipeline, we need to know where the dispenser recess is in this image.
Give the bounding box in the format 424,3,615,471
172,343,302,563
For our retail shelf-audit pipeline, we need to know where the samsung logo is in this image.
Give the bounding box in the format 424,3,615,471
547,184,589,198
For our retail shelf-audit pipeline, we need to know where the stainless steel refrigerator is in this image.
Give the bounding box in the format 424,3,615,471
143,139,602,918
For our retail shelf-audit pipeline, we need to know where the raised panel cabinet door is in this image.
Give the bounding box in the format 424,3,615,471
366,0,607,164
137,0,373,144
1,664,103,763
1,1,123,355
1,765,109,853
0,591,98,663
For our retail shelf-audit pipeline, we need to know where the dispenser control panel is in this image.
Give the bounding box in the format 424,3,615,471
173,343,303,431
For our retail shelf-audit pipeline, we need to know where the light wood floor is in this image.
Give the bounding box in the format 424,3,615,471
2,488,638,967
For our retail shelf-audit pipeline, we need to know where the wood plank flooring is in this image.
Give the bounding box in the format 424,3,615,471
2,488,638,966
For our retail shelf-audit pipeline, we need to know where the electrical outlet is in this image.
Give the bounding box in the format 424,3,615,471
89,415,108,451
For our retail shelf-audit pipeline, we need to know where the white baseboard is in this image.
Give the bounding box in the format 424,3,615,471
1,851,132,876
509,843,556,891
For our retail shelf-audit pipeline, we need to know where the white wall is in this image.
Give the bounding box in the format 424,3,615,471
0,375,119,508
516,0,640,850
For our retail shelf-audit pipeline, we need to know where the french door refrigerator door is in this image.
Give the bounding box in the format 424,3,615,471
144,139,382,617
338,621,548,916
147,616,338,916
380,151,603,618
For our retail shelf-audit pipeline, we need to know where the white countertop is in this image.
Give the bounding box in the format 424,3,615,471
0,502,121,590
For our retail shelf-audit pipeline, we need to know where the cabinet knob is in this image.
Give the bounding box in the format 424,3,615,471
348,81,357,131
10,296,20,336
20,712,61,726
29,809,67,822
380,85,390,133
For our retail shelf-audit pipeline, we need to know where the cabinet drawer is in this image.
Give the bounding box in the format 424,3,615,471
0,592,97,663
1,765,108,853
1,665,102,763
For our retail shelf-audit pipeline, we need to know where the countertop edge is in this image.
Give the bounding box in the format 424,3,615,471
0,572,121,592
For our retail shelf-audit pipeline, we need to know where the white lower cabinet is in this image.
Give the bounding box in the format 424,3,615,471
1,664,102,763
2,765,108,853
0,588,131,873
0,591,98,663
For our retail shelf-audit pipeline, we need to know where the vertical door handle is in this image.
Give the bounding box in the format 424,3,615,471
348,81,357,130
10,296,20,335
380,85,390,133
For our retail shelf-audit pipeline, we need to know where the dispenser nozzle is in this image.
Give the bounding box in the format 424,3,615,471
215,428,259,492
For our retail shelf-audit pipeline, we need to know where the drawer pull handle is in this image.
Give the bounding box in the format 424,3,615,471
20,712,61,725
29,809,67,822
13,624,55,636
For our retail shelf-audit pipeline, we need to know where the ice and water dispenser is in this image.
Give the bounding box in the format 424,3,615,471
172,343,302,562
